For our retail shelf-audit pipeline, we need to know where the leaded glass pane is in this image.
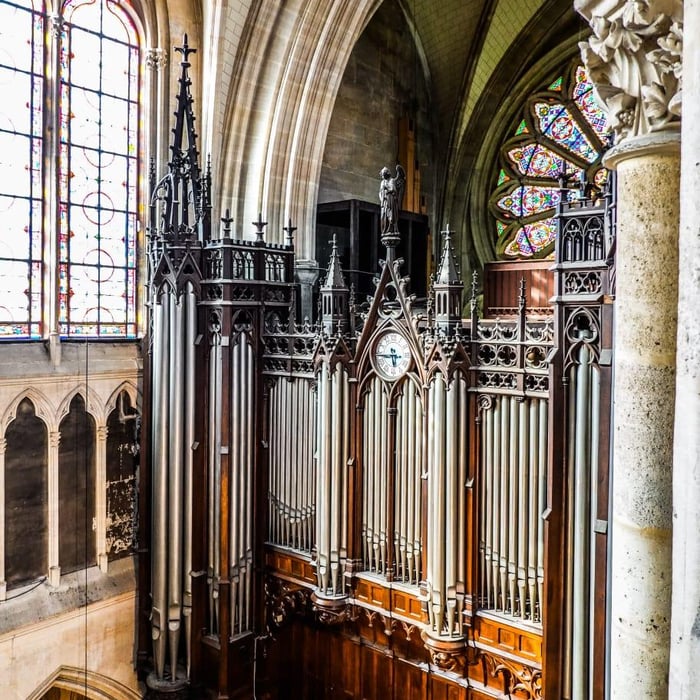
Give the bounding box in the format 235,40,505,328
497,186,561,218
0,0,44,338
533,102,598,163
59,0,139,337
492,63,610,259
573,66,610,140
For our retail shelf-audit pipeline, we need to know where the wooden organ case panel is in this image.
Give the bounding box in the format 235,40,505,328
141,46,615,700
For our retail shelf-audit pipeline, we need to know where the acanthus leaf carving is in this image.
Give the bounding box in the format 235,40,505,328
576,0,683,142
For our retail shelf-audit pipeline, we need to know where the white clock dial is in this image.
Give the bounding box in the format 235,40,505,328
373,331,411,380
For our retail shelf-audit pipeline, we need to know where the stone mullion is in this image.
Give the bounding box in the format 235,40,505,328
96,424,108,572
48,430,61,586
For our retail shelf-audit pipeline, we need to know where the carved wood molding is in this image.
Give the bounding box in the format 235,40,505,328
481,649,543,700
421,631,469,675
576,0,683,141
265,576,311,629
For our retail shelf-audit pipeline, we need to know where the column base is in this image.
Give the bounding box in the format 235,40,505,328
49,565,61,588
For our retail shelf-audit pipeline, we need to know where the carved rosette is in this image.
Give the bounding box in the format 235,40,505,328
421,631,468,675
575,0,683,141
311,591,352,626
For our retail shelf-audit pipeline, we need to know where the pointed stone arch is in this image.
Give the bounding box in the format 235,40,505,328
27,666,140,700
2,388,55,432
219,0,384,258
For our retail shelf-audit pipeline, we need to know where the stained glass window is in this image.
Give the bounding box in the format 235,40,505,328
0,0,44,337
490,61,611,259
0,0,141,338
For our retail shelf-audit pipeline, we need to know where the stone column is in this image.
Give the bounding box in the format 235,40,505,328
96,424,108,572
48,430,61,586
576,1,683,697
669,1,700,696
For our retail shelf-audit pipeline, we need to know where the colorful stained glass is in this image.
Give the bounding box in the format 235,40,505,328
534,101,598,162
493,64,609,259
0,0,44,338
58,0,139,337
497,186,561,218
507,143,570,178
504,219,557,258
573,66,610,140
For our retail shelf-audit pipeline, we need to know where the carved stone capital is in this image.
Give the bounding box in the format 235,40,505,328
145,48,168,72
575,0,683,142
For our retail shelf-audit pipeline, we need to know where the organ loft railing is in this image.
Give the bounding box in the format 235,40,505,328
140,43,615,700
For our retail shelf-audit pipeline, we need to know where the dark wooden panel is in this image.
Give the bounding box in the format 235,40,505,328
483,261,554,315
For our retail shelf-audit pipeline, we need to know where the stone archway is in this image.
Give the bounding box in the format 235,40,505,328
28,667,141,700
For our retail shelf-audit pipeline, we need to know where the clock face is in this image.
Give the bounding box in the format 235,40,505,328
373,331,411,380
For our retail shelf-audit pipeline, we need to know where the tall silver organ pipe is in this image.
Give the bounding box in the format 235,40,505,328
207,316,222,635
425,372,467,638
566,344,600,699
315,363,350,595
393,378,423,584
150,285,197,679
230,335,255,635
362,377,389,575
268,377,316,552
478,394,548,624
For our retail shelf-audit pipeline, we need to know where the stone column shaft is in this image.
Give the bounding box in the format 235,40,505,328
669,1,700,696
605,133,679,699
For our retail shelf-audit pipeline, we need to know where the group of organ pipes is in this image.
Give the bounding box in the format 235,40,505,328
140,43,616,700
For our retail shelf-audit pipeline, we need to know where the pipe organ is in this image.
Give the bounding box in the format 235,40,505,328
140,45,616,700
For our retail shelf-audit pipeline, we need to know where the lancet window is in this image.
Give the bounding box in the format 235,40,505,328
490,62,611,259
0,0,142,338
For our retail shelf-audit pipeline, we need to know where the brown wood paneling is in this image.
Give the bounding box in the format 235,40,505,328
482,261,554,315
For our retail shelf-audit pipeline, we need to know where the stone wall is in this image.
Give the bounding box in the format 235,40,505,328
318,0,434,214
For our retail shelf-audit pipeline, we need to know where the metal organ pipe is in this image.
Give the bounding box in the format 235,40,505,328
478,394,548,624
268,377,324,552
207,319,222,634
183,287,196,675
150,287,198,680
151,293,168,678
425,372,467,638
313,364,349,596
229,336,255,635
569,344,601,699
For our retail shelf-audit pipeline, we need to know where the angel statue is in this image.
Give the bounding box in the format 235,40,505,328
379,164,406,236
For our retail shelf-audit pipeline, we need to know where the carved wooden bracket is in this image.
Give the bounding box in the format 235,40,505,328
311,591,352,626
421,631,468,675
265,576,311,629
482,650,543,700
